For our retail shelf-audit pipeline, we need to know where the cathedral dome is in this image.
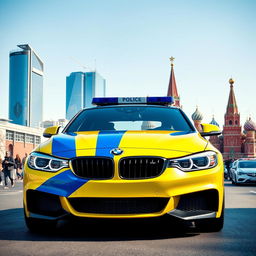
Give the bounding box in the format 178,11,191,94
192,106,203,121
244,118,256,131
210,116,219,127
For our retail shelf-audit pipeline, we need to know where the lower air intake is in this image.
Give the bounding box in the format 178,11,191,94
68,197,169,214
176,189,219,212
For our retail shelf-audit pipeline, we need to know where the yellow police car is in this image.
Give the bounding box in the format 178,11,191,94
24,97,224,232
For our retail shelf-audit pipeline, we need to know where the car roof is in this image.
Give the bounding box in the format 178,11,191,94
237,158,256,162
84,104,179,111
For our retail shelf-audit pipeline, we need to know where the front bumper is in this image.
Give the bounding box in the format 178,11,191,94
236,174,256,184
23,160,224,220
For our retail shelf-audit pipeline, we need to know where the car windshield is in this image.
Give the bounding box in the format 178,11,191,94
65,106,194,133
239,161,256,168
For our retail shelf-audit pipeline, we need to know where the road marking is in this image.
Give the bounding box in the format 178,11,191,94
250,190,256,194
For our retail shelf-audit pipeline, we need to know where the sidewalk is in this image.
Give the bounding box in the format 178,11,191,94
0,180,23,192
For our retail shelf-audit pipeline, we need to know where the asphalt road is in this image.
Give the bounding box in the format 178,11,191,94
0,181,255,256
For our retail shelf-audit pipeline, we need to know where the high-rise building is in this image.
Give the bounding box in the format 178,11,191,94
66,71,106,120
9,44,44,128
66,72,85,121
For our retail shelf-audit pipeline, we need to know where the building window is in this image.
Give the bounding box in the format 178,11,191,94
229,120,232,125
6,130,14,140
15,132,25,142
235,120,238,125
26,134,34,144
35,136,41,144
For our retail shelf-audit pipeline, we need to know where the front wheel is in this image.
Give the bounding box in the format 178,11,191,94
233,176,240,185
196,201,224,232
231,175,237,185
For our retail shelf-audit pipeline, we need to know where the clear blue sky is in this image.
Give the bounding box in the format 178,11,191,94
0,0,255,127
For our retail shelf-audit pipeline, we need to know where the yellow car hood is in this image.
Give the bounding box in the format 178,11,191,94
37,130,208,159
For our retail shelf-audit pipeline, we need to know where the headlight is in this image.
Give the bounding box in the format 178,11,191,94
168,151,218,172
27,152,69,172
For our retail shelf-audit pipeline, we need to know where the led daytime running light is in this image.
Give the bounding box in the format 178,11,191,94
169,151,218,172
28,153,69,172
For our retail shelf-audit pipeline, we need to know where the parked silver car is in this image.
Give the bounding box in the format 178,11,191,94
230,159,256,185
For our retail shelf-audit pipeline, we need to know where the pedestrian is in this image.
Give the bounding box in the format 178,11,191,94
14,154,23,180
21,153,28,178
2,151,15,189
0,157,3,186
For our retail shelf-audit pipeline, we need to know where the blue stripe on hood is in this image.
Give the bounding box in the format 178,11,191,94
52,134,76,158
95,131,126,158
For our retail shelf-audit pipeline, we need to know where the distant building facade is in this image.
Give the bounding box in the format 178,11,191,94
42,118,68,128
0,118,43,160
9,44,44,128
66,71,106,120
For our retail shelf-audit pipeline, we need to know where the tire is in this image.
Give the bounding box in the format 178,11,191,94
231,175,237,185
234,176,240,185
196,200,224,232
24,209,57,233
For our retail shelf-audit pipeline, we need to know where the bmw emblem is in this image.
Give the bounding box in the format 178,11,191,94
110,148,123,155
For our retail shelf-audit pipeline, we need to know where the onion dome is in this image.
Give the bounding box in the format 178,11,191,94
192,106,203,121
244,117,256,131
210,116,219,127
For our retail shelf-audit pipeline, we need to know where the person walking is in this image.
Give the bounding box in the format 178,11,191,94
0,157,3,186
21,153,28,179
14,154,23,180
2,151,15,189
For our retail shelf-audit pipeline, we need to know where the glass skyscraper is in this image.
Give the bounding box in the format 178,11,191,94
66,71,106,120
9,44,44,127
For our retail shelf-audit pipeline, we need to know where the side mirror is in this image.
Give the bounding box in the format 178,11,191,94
200,123,221,137
43,126,60,138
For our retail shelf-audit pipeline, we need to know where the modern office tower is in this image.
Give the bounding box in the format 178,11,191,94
9,44,44,128
66,71,106,120
66,72,85,121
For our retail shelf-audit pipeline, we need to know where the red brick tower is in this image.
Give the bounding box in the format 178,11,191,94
222,78,242,160
167,57,180,107
244,118,256,157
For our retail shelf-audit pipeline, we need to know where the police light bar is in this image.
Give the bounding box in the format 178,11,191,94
92,97,174,106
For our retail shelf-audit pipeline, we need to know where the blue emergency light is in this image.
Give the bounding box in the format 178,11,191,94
92,96,174,106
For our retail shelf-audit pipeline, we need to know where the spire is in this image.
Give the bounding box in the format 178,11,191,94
226,78,238,114
167,57,180,107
